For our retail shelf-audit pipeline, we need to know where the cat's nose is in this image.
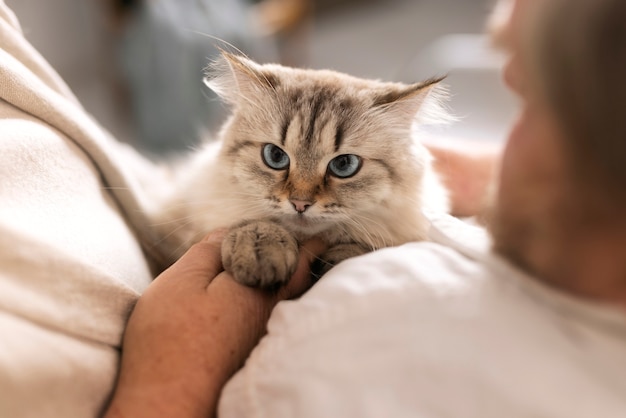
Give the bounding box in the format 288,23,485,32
290,199,313,214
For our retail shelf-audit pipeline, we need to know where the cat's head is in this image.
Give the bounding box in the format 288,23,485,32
204,52,447,239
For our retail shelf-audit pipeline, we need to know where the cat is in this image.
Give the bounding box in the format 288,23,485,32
151,52,449,288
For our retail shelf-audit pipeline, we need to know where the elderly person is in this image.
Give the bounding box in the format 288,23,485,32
1,0,624,417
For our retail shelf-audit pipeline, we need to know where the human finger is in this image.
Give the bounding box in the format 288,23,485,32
279,238,327,300
155,228,228,288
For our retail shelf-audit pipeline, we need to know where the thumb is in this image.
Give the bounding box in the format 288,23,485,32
155,229,228,288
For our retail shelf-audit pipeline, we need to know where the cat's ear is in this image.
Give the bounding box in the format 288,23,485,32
203,52,279,107
372,77,450,128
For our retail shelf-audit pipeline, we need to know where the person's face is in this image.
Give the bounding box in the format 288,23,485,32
490,0,570,268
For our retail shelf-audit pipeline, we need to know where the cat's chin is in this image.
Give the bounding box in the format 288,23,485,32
280,214,330,237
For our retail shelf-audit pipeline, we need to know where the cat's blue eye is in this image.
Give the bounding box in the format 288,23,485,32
328,154,362,178
262,144,290,170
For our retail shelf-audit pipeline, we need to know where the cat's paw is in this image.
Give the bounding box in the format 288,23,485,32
312,242,370,279
222,220,299,289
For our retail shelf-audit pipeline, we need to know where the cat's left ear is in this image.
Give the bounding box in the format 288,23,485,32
203,52,279,107
372,77,450,128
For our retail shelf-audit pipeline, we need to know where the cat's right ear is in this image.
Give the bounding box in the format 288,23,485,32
203,52,279,108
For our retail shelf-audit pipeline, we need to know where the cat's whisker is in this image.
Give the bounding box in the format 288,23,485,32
298,245,328,267
349,229,379,252
102,186,131,191
148,53,446,280
153,217,197,247
344,213,389,250
187,30,251,60
156,194,266,211
182,195,250,204
171,233,201,261
342,217,378,252
152,200,265,226
355,213,393,250
149,215,198,227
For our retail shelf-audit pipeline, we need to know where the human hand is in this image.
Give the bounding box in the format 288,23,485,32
104,230,326,418
424,139,502,218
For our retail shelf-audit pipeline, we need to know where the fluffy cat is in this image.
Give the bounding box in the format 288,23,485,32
152,52,448,288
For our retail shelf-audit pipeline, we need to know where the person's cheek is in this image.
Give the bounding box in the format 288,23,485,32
497,105,540,208
501,102,565,197
502,108,529,177
503,56,525,97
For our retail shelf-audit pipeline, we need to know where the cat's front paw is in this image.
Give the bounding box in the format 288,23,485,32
222,220,299,289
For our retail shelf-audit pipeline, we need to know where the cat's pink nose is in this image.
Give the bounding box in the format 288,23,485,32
290,199,313,214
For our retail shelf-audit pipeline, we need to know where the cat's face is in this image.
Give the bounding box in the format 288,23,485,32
206,53,444,237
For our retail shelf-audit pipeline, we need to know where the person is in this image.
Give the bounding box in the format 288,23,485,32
1,1,625,418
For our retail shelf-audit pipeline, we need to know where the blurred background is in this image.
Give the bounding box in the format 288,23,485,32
6,0,515,158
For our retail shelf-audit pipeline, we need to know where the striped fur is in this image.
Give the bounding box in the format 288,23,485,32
151,53,449,280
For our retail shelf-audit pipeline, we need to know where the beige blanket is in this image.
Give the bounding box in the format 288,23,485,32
0,2,166,415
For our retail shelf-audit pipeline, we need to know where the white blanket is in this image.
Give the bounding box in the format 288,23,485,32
220,214,626,417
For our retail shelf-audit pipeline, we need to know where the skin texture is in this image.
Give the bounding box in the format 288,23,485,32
423,138,500,218
490,0,626,307
103,230,326,418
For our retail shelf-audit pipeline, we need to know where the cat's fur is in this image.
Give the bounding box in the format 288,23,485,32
151,52,448,287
